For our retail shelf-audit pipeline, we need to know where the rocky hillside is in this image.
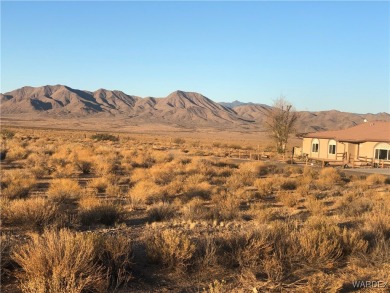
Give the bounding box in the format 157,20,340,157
1,85,389,131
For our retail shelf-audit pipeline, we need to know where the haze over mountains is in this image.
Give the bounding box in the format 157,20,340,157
1,85,389,132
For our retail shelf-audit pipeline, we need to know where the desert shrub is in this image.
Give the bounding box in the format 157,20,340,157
131,152,155,168
1,197,58,230
186,174,208,185
79,197,123,226
149,163,175,185
88,177,109,193
1,170,36,199
182,181,212,201
152,151,174,164
194,236,219,270
186,158,216,177
145,229,196,270
25,153,50,178
240,161,268,176
341,228,369,257
91,133,119,142
1,129,15,139
173,137,185,145
305,272,343,293
280,179,297,190
128,180,161,204
181,198,211,221
336,193,373,217
202,280,227,293
96,234,133,290
1,233,13,280
250,203,277,222
226,162,266,189
52,164,75,178
47,179,82,203
303,166,318,180
12,229,106,293
317,168,341,189
93,154,119,176
293,225,344,271
254,178,274,197
6,142,29,160
363,209,390,239
211,191,240,221
278,191,300,207
75,160,93,174
226,172,247,189
366,174,387,185
305,196,324,215
106,184,122,197
147,202,176,222
282,165,303,176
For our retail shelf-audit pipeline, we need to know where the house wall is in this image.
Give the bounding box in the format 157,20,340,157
302,138,345,160
303,138,390,163
360,142,390,162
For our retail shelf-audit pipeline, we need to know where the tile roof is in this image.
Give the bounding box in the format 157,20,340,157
302,121,390,143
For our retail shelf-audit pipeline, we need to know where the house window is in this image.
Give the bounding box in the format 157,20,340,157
312,139,319,153
328,140,336,154
374,143,390,161
375,149,390,160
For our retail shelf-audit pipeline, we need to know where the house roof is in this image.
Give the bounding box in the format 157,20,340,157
302,121,390,143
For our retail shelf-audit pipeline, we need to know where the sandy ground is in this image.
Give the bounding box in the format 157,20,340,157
0,116,302,147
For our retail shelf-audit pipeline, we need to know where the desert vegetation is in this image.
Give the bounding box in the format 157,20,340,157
1,127,389,292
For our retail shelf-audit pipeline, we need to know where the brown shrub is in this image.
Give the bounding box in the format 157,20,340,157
317,168,341,189
293,225,344,271
88,177,109,193
96,234,133,290
149,163,176,185
278,191,300,207
147,202,176,222
106,184,122,197
79,196,123,226
128,180,162,204
366,174,387,185
1,197,58,230
47,179,82,203
280,179,298,191
181,198,211,221
1,170,36,199
12,229,107,293
1,233,13,279
254,178,274,197
145,229,196,270
211,191,240,221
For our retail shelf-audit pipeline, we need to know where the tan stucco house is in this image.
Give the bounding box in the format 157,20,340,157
300,121,390,167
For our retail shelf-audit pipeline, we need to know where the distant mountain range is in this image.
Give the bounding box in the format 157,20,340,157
1,85,389,132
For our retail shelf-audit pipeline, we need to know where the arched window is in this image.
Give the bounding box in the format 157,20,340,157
328,139,336,155
311,139,319,153
374,143,390,160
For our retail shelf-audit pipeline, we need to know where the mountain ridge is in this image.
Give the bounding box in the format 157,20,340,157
1,85,389,132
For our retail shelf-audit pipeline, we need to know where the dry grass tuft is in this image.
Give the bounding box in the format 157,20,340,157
79,196,123,226
147,202,176,222
145,229,196,270
47,179,82,202
1,197,58,230
1,170,36,199
366,174,387,185
12,229,107,293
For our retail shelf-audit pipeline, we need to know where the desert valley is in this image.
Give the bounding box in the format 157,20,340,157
1,85,390,292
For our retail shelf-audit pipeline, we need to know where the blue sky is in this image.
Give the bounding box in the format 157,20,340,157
1,1,389,113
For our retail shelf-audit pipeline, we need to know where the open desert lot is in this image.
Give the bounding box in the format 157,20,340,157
1,127,389,292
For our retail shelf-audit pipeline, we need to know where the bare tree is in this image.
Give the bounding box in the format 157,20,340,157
263,97,299,155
